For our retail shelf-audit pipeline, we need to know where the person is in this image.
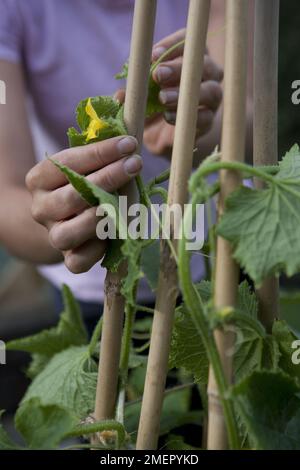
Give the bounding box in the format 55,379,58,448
0,0,253,324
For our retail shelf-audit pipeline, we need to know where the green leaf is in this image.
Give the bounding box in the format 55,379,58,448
146,77,165,117
101,239,125,273
53,160,130,273
115,62,165,117
22,346,98,420
280,291,300,336
128,352,147,369
165,434,201,451
273,320,300,383
121,238,143,306
115,62,129,81
76,98,90,132
52,161,127,238
232,370,300,450
7,285,88,377
125,388,202,438
68,96,126,148
0,411,20,450
237,280,258,318
27,354,49,379
169,303,209,385
234,324,280,382
217,145,300,285
140,240,160,291
67,127,87,147
15,398,76,450
170,281,260,384
133,317,153,333
88,96,120,121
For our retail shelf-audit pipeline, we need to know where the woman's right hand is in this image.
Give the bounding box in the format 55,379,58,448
26,136,142,274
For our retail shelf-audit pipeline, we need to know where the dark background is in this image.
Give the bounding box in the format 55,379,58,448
278,0,300,156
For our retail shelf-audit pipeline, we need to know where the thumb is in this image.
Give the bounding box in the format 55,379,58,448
114,88,126,104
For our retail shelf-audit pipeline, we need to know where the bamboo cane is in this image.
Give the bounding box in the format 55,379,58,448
207,0,248,450
136,0,211,450
94,0,157,423
254,0,280,332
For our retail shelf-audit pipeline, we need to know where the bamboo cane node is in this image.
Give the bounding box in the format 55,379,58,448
160,240,177,279
104,276,123,299
208,393,224,414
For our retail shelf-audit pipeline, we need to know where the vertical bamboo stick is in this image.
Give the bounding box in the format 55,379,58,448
254,0,280,332
207,0,248,450
136,0,211,450
94,0,157,422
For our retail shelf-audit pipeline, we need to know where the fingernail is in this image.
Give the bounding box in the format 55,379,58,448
164,112,177,124
152,46,166,61
156,66,173,83
124,154,143,176
117,136,137,156
159,90,178,105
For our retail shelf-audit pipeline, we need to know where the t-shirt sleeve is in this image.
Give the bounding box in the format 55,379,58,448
0,0,22,63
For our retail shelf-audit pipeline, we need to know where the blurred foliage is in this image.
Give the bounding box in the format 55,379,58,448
278,1,300,330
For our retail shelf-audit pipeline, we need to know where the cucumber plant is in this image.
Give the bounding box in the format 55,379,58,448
1,19,300,452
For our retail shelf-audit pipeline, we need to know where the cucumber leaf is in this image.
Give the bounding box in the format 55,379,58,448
22,346,98,420
7,285,88,378
217,145,300,285
232,370,300,450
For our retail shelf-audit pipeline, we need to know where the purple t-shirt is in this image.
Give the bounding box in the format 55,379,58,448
0,0,205,303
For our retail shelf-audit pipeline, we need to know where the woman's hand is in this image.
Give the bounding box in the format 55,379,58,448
26,136,142,274
144,29,223,156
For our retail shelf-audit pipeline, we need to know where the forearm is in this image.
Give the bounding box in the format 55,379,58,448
0,185,63,264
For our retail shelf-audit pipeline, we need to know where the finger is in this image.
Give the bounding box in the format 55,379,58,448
152,29,186,62
26,135,137,192
199,81,223,111
114,88,126,104
159,88,179,109
49,207,99,251
202,55,223,82
153,54,223,89
31,154,143,224
159,81,222,112
64,238,107,274
164,108,214,136
153,57,183,88
196,109,214,136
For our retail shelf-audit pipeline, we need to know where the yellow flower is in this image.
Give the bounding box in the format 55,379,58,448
85,98,108,141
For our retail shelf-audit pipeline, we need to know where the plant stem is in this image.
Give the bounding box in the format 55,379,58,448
194,160,277,185
136,0,211,450
178,201,240,450
254,0,280,332
147,168,171,187
228,312,266,338
126,382,195,408
150,24,226,75
134,304,155,314
116,301,137,424
64,419,126,444
88,317,103,356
